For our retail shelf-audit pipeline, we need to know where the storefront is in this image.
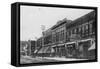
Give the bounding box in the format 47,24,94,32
58,44,66,57
78,39,92,59
88,40,95,59
64,38,95,59
65,42,77,58
51,43,66,57
36,46,55,57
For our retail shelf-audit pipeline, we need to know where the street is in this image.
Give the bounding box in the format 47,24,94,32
20,56,59,64
20,56,87,64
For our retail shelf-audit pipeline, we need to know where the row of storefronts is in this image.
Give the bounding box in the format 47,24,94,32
35,38,95,59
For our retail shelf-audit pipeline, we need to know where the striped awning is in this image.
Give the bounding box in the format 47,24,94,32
37,47,49,53
37,46,55,53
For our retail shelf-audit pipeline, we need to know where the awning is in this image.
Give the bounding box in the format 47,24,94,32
37,46,55,53
37,47,49,53
38,47,46,53
43,47,50,53
88,42,95,51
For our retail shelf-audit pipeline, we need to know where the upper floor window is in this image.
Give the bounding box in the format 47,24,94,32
78,27,81,34
73,28,77,34
89,23,93,33
82,26,85,34
85,24,88,30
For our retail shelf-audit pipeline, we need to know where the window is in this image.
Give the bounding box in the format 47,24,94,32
86,24,88,30
74,28,76,34
56,32,59,42
92,22,95,34
52,32,56,43
89,23,92,34
61,31,63,41
72,29,74,34
82,26,84,34
78,27,82,35
85,24,89,35
79,27,81,33
62,30,64,41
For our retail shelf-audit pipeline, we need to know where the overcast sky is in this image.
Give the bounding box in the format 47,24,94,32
20,5,93,41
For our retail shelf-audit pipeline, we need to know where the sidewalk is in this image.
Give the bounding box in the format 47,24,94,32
43,57,88,61
21,56,88,62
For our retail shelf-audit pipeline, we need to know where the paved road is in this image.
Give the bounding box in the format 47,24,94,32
20,56,58,64
20,56,87,64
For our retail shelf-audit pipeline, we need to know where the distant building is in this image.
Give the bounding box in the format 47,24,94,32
37,29,53,56
29,40,36,56
34,37,43,54
20,41,31,56
43,28,52,46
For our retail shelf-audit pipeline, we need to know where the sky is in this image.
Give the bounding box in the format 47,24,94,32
20,5,93,41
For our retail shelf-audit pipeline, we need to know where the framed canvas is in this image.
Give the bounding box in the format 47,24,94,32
11,2,98,67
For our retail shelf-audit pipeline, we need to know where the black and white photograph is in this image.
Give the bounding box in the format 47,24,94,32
20,4,97,64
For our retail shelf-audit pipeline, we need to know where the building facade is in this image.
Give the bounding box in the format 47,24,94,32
35,11,96,59
65,11,96,59
30,40,36,56
51,18,72,57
